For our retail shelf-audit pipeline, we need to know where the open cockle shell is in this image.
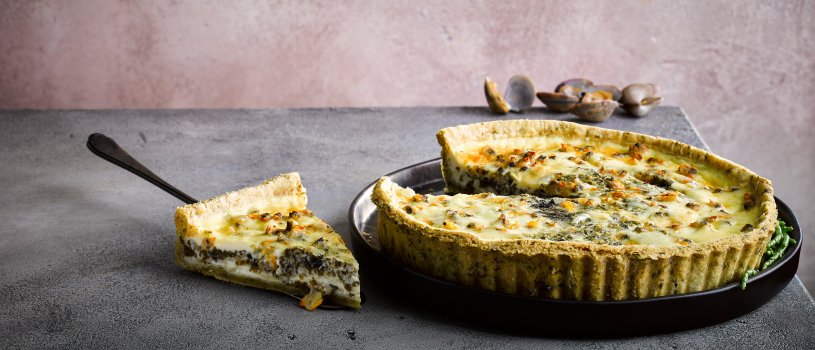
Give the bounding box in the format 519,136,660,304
554,79,621,101
504,75,536,113
484,76,536,114
538,79,596,113
585,84,622,101
572,95,619,122
621,83,661,105
484,77,511,114
555,78,594,96
535,91,579,112
541,78,621,121
621,83,662,117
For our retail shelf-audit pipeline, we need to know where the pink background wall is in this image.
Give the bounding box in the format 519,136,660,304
2,1,814,290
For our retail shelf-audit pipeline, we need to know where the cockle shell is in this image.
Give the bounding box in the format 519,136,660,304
572,97,618,122
484,75,536,114
484,77,511,114
621,83,662,117
504,75,536,113
542,78,621,121
535,91,579,112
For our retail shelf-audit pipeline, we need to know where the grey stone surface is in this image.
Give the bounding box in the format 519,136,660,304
0,107,812,349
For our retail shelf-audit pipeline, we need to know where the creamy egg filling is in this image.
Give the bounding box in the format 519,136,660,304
182,208,358,294
424,137,761,247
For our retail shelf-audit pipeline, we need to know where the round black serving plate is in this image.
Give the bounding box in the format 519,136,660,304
349,159,803,337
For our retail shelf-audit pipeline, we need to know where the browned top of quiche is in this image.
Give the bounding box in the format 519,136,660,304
434,119,775,254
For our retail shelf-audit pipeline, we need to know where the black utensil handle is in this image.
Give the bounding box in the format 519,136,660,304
86,133,199,205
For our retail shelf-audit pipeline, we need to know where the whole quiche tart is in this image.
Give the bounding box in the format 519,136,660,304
372,120,776,301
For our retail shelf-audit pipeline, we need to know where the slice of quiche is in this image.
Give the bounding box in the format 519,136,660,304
175,173,361,310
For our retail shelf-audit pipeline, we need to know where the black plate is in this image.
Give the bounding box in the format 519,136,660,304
349,158,803,337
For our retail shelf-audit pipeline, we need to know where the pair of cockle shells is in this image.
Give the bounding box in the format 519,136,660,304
485,76,662,121
537,78,623,122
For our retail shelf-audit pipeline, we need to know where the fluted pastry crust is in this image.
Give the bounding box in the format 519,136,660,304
372,120,775,301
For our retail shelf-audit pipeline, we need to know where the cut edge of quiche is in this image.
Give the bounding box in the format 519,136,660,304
370,120,777,301
175,173,361,310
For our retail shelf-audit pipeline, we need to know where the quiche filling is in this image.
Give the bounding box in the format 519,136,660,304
437,138,760,247
181,209,359,296
175,173,361,310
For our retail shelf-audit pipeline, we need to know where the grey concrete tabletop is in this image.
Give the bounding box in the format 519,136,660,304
1,107,813,349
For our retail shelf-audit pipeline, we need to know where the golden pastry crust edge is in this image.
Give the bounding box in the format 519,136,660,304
370,120,776,301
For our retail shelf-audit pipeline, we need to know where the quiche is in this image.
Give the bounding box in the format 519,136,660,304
372,120,775,301
175,173,361,310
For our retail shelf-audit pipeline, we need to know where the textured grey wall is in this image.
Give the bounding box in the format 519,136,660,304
1,0,813,290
